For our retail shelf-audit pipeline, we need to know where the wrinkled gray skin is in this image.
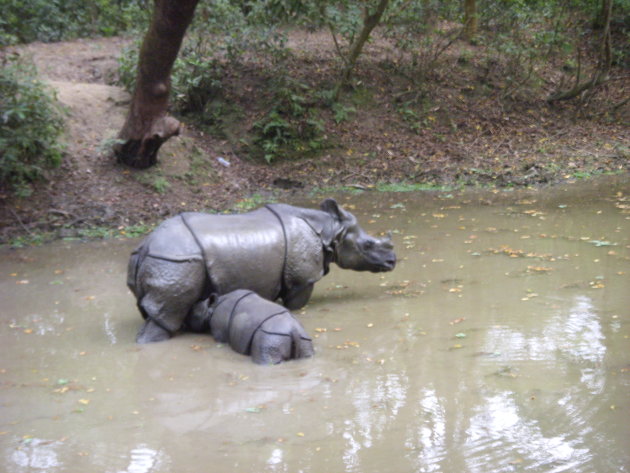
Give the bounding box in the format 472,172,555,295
186,290,314,364
128,198,396,343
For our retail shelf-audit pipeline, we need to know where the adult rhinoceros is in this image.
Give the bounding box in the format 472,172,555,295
127,198,396,343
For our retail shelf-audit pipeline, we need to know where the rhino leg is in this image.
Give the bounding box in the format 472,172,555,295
294,331,315,359
136,318,171,344
250,332,288,365
135,258,206,343
283,283,314,311
183,298,211,333
250,329,313,364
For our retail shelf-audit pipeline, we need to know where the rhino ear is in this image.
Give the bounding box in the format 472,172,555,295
320,198,352,222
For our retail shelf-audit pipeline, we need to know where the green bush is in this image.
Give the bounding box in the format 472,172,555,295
117,36,225,115
0,54,66,196
0,0,149,46
253,79,326,163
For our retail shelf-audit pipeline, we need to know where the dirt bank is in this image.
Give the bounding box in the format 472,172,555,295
1,33,628,245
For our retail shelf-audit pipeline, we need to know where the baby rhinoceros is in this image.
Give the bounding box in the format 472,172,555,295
187,289,314,365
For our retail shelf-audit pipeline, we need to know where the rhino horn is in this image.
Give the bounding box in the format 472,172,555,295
379,231,394,249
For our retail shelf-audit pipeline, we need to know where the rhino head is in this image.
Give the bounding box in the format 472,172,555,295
321,199,396,273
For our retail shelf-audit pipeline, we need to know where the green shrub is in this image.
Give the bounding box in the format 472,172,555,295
0,0,150,46
116,39,141,92
0,54,66,196
117,36,224,115
252,79,326,163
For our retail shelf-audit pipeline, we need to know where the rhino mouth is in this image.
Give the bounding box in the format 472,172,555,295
364,253,396,272
374,258,396,272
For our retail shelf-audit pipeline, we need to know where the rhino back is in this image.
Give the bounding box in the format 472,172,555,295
142,214,202,259
185,210,285,299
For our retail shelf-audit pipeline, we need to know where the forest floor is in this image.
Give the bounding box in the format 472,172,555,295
1,31,628,245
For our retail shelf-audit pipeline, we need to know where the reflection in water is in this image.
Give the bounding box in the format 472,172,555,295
342,428,361,473
482,295,605,373
266,447,286,472
118,445,165,473
103,312,118,345
407,388,447,473
353,373,408,446
556,296,605,363
11,439,60,471
465,393,591,473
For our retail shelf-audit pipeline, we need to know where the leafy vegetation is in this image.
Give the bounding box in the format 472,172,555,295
113,0,628,167
0,0,149,46
0,54,66,197
252,78,327,163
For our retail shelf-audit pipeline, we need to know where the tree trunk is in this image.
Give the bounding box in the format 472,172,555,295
547,0,612,103
333,0,390,102
463,0,477,43
115,0,200,169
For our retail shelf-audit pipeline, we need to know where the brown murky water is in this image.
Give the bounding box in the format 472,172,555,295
2,177,629,473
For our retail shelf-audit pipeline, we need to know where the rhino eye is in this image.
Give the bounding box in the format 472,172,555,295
362,240,375,250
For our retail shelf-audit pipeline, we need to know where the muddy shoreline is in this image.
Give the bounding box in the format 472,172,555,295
1,33,628,246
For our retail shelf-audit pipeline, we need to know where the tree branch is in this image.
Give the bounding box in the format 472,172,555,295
333,0,391,102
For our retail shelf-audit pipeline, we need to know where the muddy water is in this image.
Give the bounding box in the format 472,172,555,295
1,177,629,473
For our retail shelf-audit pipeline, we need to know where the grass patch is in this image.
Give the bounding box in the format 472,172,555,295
232,193,274,211
134,171,171,194
375,182,456,192
6,232,55,248
5,222,155,248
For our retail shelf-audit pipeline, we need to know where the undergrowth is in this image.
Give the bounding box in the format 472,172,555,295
0,53,66,197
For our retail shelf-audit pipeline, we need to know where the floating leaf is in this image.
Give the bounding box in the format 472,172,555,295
78,399,90,405
245,407,262,413
455,333,467,338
